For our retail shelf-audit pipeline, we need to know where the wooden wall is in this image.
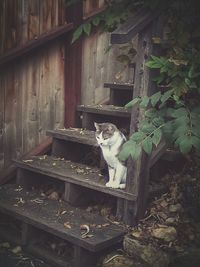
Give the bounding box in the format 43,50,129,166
0,0,135,174
81,0,134,105
0,0,66,172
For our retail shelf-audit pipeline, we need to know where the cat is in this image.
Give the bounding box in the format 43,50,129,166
94,122,127,189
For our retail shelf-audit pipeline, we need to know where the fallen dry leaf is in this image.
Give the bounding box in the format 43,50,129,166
12,246,22,254
64,222,72,229
23,159,33,163
80,224,90,238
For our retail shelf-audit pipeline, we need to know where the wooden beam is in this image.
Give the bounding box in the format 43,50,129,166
111,8,159,44
64,2,83,128
0,23,73,68
122,23,155,226
0,136,52,185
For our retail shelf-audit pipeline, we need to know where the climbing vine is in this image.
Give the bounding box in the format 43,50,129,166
67,0,200,159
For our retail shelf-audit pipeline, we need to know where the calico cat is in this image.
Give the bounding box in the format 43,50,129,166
94,122,127,189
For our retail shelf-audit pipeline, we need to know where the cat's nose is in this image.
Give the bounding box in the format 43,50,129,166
100,142,103,146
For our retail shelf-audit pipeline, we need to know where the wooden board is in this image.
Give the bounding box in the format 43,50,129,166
104,83,134,91
47,128,97,147
0,184,125,252
111,8,158,44
77,105,131,117
15,156,137,201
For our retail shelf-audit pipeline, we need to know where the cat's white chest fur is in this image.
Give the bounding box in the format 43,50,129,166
94,123,127,189
101,133,122,168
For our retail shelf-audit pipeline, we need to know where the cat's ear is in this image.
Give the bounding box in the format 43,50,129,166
108,125,113,131
94,122,100,131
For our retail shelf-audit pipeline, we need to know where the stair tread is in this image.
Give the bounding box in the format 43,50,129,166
47,128,97,146
0,184,125,252
15,156,136,201
104,82,134,90
77,104,131,117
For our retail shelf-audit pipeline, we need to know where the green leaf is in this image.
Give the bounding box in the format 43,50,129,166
118,140,134,161
125,97,141,108
152,129,162,146
140,96,149,108
160,89,174,104
179,136,193,154
145,60,162,69
172,107,188,118
71,25,83,43
185,78,191,86
151,91,162,107
131,144,142,160
140,123,155,134
130,131,146,142
92,16,100,26
83,23,92,36
145,108,158,118
142,138,153,154
192,125,200,137
191,135,200,149
152,117,165,127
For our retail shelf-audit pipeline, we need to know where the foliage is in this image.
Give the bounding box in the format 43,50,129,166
68,0,143,43
119,0,200,161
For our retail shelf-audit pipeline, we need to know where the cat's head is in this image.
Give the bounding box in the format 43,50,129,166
94,122,118,146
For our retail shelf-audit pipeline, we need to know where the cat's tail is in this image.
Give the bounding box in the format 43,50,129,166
119,183,126,189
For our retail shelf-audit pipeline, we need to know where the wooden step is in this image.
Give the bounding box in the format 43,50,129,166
0,184,125,267
46,128,97,147
77,104,131,117
104,83,134,91
110,8,158,44
103,83,134,106
15,156,136,201
77,104,131,130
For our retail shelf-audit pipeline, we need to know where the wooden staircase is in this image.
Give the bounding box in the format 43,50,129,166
0,9,165,267
0,81,166,267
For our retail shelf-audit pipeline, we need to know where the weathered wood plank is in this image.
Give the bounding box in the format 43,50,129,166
47,129,97,146
15,156,137,201
27,243,72,267
104,83,134,91
0,72,5,171
0,184,125,252
77,105,131,117
74,246,97,267
4,66,17,169
65,1,83,127
0,23,73,68
123,22,155,225
0,137,52,185
111,8,159,44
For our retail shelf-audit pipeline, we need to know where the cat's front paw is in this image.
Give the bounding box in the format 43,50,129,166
110,182,121,189
106,182,113,188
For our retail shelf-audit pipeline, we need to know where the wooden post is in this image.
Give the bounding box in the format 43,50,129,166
21,222,29,246
74,245,96,267
64,2,83,128
122,22,156,225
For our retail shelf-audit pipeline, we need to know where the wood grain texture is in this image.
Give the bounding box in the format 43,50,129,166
0,0,66,174
15,156,137,201
0,184,125,252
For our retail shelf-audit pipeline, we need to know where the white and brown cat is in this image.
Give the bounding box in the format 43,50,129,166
94,122,127,189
